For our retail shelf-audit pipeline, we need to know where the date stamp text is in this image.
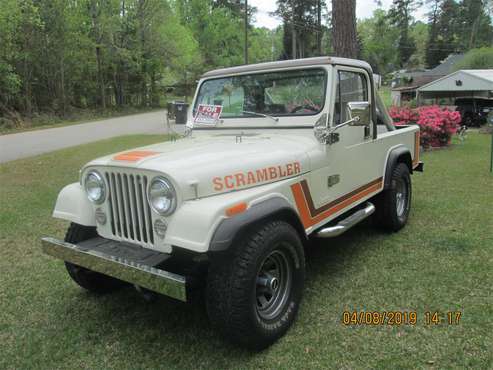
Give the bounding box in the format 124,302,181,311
342,311,462,326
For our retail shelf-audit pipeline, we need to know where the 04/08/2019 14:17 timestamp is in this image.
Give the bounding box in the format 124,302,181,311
342,311,462,326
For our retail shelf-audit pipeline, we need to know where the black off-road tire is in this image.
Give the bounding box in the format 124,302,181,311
206,220,305,350
64,223,125,294
374,163,412,231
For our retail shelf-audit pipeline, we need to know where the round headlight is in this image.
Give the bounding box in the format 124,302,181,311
84,171,105,204
148,177,176,216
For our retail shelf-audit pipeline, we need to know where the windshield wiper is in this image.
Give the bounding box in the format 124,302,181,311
241,110,279,123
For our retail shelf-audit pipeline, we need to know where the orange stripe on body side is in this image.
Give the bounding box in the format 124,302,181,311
291,178,383,229
413,131,420,168
291,183,314,229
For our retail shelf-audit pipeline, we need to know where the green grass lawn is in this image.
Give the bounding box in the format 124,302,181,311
1,133,492,369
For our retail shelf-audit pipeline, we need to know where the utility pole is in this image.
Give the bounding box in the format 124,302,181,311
271,32,275,61
317,0,322,55
244,0,248,64
488,112,493,173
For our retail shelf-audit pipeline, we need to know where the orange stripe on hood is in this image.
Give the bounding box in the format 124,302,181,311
113,150,160,162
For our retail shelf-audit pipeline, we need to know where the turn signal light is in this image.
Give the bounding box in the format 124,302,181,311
225,202,247,217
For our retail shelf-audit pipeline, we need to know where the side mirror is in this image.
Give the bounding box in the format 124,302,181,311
347,101,371,126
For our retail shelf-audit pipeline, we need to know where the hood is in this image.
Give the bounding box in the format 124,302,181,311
85,133,317,200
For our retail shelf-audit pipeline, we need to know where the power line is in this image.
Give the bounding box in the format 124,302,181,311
255,9,325,33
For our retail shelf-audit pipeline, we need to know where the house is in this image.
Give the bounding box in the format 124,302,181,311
417,69,493,126
390,54,465,106
417,69,493,104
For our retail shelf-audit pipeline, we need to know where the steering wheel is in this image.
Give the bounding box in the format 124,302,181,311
290,104,319,113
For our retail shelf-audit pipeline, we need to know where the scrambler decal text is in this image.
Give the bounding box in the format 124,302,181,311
213,162,301,191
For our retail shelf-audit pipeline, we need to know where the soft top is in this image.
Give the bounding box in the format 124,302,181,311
201,56,373,78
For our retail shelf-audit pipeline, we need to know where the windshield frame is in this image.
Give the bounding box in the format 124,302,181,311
192,67,329,121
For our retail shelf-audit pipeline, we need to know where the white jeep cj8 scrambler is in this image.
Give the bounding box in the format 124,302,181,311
42,57,423,349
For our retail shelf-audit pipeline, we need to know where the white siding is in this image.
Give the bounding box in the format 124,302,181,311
419,70,493,92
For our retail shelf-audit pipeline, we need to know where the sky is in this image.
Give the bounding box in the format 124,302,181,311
250,0,429,29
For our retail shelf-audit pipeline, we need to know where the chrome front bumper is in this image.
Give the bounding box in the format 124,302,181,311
41,237,187,301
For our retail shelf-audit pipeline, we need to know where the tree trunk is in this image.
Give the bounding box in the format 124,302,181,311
138,0,147,107
291,25,297,59
60,58,66,117
0,101,23,127
96,46,106,110
23,58,32,115
469,16,480,49
113,72,119,107
150,70,157,107
331,0,358,58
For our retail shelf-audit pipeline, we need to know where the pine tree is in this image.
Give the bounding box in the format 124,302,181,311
426,0,460,68
358,9,400,74
275,0,323,59
389,0,418,67
425,0,442,68
425,0,492,68
458,0,493,50
331,0,358,58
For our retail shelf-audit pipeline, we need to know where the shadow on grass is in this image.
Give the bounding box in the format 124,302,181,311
304,220,386,277
55,222,386,362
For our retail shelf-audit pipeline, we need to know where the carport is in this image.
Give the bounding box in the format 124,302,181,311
417,69,493,105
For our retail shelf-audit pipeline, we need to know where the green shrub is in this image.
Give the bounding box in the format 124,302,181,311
455,47,493,70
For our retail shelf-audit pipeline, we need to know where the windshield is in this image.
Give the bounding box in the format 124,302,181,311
193,68,327,120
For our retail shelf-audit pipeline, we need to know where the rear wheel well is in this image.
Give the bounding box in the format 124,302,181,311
397,152,413,173
384,148,413,190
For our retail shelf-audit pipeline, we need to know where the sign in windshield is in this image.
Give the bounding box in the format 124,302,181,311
194,104,223,125
193,68,327,120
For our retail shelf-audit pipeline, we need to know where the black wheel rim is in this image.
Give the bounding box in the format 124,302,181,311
255,247,292,321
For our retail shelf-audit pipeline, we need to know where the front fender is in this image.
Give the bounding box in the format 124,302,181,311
53,183,95,226
208,197,305,253
165,178,303,253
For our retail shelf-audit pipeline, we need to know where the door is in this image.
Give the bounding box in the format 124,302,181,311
310,67,382,220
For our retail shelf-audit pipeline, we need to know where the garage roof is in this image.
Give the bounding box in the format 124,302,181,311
418,70,493,92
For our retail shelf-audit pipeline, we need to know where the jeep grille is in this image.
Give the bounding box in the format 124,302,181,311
105,172,154,246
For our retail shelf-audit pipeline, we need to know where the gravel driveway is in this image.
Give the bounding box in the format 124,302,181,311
0,110,184,163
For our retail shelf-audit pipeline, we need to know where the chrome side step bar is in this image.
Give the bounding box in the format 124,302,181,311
316,202,375,238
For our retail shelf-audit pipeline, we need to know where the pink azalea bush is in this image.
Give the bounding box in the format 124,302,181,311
389,105,461,148
388,106,419,124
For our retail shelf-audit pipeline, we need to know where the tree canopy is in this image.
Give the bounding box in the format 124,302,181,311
425,0,492,68
0,0,492,125
0,0,283,122
455,47,493,70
